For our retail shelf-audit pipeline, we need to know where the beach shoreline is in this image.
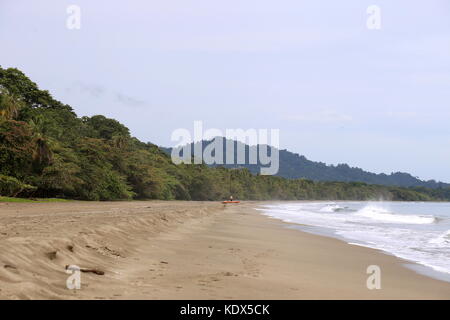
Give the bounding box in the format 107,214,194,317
0,200,449,299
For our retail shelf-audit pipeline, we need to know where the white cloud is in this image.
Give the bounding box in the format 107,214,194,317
410,72,450,86
288,109,353,124
384,110,418,119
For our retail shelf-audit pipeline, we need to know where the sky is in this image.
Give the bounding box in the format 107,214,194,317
0,0,449,181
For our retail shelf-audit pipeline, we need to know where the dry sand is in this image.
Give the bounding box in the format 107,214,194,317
0,200,449,299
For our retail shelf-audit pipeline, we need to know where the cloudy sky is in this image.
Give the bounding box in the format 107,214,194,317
1,0,449,181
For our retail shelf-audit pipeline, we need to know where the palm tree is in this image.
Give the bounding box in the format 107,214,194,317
29,117,54,166
32,135,53,165
111,134,129,149
0,91,22,120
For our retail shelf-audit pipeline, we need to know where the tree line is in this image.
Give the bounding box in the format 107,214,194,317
1,66,449,202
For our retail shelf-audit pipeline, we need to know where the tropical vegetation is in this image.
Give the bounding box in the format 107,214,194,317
1,66,449,202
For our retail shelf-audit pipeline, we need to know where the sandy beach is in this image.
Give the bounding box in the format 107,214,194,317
0,200,449,300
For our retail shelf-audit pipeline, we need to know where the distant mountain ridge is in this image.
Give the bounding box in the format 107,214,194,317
2,66,449,202
162,138,449,189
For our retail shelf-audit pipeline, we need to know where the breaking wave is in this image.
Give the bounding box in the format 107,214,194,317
355,205,436,224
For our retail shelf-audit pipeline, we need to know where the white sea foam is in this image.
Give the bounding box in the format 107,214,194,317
355,205,435,224
319,204,345,213
258,201,450,277
429,229,450,246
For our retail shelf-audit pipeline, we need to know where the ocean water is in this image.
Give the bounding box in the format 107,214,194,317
257,201,450,280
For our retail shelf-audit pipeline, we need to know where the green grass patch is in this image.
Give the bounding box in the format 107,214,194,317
0,197,70,203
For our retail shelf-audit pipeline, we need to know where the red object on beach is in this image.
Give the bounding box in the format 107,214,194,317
222,201,240,204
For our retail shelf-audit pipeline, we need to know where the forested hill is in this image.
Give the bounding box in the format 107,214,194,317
1,66,450,202
162,139,448,189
